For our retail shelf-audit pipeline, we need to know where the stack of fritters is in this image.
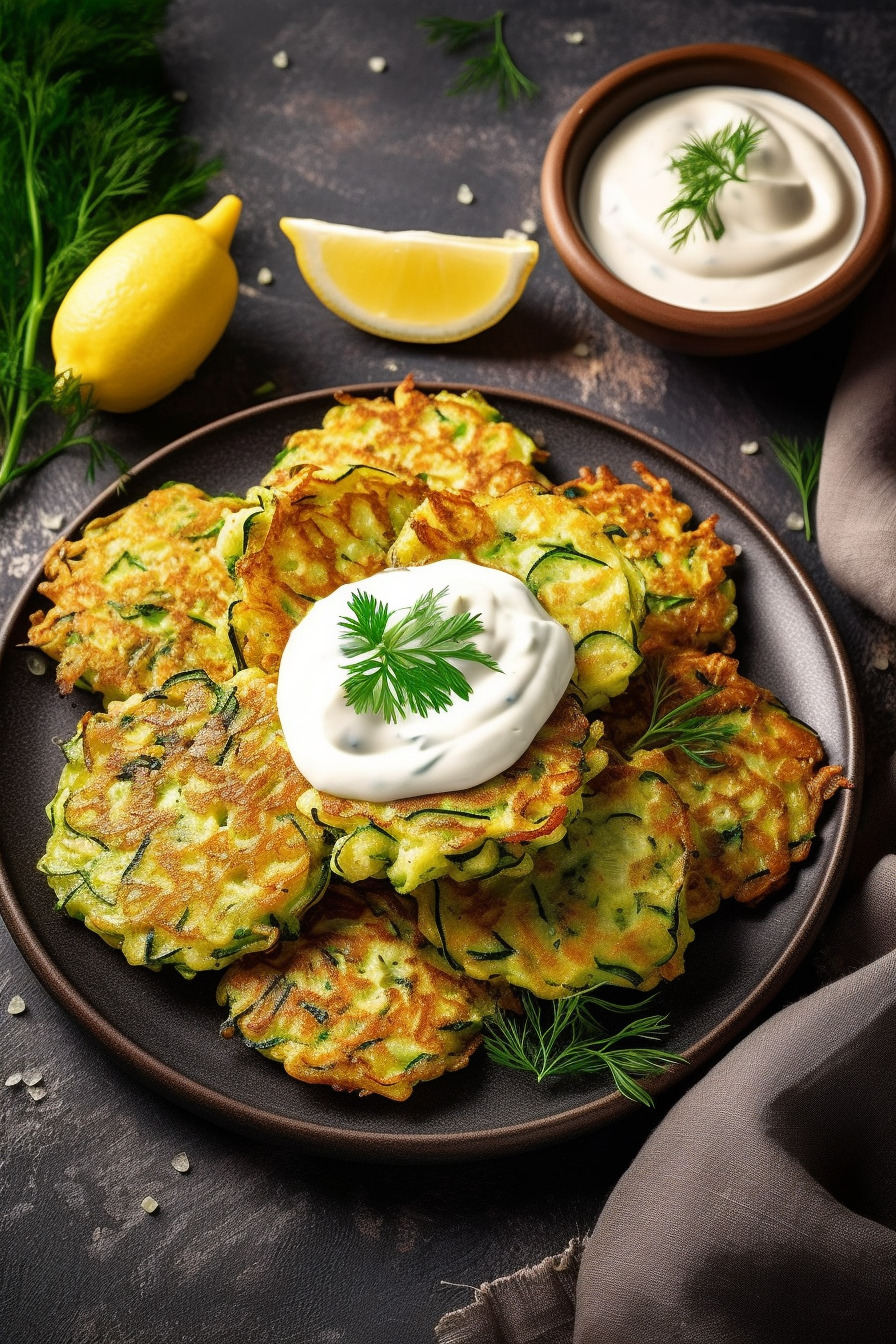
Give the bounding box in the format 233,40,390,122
32,378,848,1101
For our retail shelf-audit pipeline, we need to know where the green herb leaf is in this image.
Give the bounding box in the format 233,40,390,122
658,117,765,251
768,433,822,541
419,11,537,111
339,586,502,725
482,987,683,1102
629,659,738,768
0,0,219,495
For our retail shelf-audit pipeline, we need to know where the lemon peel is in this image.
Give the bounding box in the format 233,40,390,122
280,218,538,343
51,196,242,414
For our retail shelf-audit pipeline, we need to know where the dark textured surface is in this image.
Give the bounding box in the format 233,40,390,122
0,2,893,1340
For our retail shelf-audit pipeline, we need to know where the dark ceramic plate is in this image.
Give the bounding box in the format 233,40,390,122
0,386,861,1162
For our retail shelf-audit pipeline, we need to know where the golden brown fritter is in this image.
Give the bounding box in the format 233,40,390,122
414,764,693,998
557,462,737,657
390,483,646,711
38,668,328,977
28,483,243,704
217,882,503,1100
262,374,548,496
298,696,607,893
219,465,426,675
602,651,850,921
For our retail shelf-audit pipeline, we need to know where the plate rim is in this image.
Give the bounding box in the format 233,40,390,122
0,383,863,1162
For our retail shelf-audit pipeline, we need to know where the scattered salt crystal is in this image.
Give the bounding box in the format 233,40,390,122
5,1073,22,1087
531,430,547,449
27,1085,46,1102
141,1196,159,1215
171,1152,190,1173
785,511,805,531
456,183,474,205
732,543,743,557
7,996,26,1015
564,30,585,44
171,89,189,104
368,56,387,73
503,228,527,240
520,218,537,235
257,267,274,286
383,360,398,372
26,654,47,676
572,342,590,358
871,653,890,671
39,512,65,530
272,50,289,69
22,1069,42,1087
740,440,759,456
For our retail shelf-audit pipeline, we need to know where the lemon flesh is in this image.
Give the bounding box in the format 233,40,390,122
280,219,538,343
52,196,241,414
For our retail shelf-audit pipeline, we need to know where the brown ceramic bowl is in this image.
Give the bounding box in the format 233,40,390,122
541,43,896,355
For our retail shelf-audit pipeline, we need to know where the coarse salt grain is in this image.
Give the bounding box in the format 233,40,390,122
572,342,590,358
732,543,743,557
272,51,289,69
520,218,537,234
171,1153,190,1173
27,1085,46,1102
39,512,65,530
7,996,26,1015
503,228,527,240
5,1073,22,1087
257,267,274,286
22,1069,42,1087
368,56,387,73
564,31,585,44
26,654,46,676
871,654,890,671
456,184,474,205
141,1196,159,1215
740,440,759,455
786,511,805,531
383,360,398,372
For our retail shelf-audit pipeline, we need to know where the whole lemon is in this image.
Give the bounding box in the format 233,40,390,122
52,195,242,413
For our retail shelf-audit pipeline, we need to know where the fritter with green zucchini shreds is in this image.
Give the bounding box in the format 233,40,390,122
28,483,243,705
297,697,607,893
390,483,646,711
38,668,328,978
219,464,426,675
556,462,737,658
263,374,549,496
603,651,850,921
414,764,693,998
218,882,508,1101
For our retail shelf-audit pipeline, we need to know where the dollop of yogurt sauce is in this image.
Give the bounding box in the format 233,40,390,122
579,86,865,311
277,559,576,802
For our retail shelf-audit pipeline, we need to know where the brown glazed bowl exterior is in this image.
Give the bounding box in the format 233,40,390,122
541,43,896,355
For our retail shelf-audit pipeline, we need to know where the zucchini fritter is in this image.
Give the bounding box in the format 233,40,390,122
38,668,328,977
28,483,243,704
414,764,693,998
390,483,646,710
262,375,548,496
557,463,737,657
298,696,607,893
219,465,426,674
604,651,850,921
217,883,502,1100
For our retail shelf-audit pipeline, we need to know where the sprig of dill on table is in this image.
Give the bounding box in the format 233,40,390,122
629,659,737,768
418,11,538,110
482,988,684,1104
0,0,219,497
339,586,502,725
768,433,823,541
658,117,765,251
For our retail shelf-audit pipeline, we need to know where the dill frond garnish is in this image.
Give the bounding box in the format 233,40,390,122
482,988,683,1104
339,586,502,725
658,117,765,251
630,659,737,768
0,0,219,495
418,11,538,110
769,433,822,541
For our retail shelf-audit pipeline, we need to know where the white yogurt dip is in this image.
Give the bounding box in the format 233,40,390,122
276,559,576,802
579,86,865,310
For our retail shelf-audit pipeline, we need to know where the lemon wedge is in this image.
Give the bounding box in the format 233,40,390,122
280,219,538,343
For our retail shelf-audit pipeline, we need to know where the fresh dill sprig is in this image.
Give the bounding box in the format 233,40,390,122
768,433,822,541
339,586,502,725
482,988,684,1104
630,659,737,768
658,117,765,251
0,0,219,496
419,11,538,110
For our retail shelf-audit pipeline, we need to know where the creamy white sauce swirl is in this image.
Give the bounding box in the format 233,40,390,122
276,559,575,802
579,86,865,311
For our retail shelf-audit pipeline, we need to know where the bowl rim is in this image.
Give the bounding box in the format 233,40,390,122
541,41,896,338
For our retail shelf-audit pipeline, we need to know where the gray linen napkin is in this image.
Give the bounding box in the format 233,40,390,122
435,759,896,1344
